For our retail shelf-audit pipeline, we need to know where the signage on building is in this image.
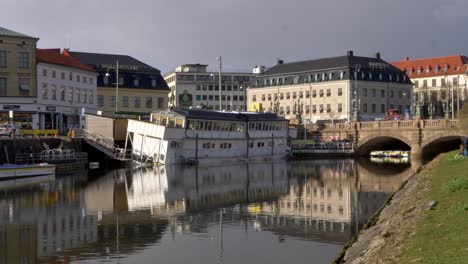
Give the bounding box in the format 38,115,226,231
178,92,193,107
81,108,85,117
3,105,20,110
98,64,139,71
46,106,56,112
8,111,13,119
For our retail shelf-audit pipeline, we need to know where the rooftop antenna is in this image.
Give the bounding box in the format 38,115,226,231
66,34,71,50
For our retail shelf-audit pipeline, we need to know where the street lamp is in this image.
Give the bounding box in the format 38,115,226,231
216,56,222,110
105,60,120,115
352,65,361,121
239,85,247,111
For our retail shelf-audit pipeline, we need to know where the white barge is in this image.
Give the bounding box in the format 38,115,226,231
0,163,56,179
124,108,291,164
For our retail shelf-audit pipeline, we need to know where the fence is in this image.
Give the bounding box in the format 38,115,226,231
15,149,88,165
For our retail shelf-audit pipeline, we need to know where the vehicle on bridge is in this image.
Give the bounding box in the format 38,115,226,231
384,109,403,121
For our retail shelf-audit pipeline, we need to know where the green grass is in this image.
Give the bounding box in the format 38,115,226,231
400,151,468,264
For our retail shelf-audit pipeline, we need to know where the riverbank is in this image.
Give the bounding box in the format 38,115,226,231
334,151,468,263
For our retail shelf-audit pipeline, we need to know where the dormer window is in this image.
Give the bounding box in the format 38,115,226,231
434,66,439,73
389,74,393,81
314,74,319,82
416,67,421,75
321,73,326,81
361,72,365,80
408,69,413,75
443,65,449,73
379,73,383,80
339,71,345,79
369,72,373,80
328,72,333,80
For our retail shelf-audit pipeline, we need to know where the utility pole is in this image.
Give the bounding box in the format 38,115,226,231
217,56,222,110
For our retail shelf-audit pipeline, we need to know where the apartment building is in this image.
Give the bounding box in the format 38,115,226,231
164,64,254,111
391,55,468,117
248,51,413,123
36,49,97,131
69,51,169,118
0,27,39,128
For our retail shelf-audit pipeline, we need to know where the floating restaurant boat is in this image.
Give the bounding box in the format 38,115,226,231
369,150,410,158
0,163,56,179
125,108,292,165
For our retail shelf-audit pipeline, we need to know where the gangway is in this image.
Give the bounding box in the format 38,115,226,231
83,129,131,161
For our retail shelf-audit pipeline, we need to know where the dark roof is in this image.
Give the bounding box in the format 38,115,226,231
68,51,160,73
263,55,403,76
37,49,95,72
159,107,287,122
0,27,36,39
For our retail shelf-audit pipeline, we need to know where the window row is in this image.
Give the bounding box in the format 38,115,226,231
406,65,454,76
360,88,409,98
42,84,94,104
252,89,343,102
97,95,165,109
196,95,245,101
188,120,287,132
0,77,33,96
195,84,246,91
414,77,461,88
177,74,251,82
102,76,158,88
0,50,29,68
42,69,94,84
278,104,343,115
361,103,411,113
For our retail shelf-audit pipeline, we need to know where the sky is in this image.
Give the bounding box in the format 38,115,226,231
2,0,468,74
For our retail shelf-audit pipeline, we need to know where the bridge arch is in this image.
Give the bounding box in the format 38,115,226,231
356,133,412,156
421,131,467,157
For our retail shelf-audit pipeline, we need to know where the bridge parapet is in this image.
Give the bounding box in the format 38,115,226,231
421,119,459,128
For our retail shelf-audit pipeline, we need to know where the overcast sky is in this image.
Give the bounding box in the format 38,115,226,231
2,0,468,73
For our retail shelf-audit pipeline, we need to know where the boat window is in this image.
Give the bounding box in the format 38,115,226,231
249,123,255,130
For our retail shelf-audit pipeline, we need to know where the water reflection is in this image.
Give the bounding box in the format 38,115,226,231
0,158,416,264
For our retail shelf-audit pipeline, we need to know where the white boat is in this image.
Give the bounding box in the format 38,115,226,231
125,108,292,165
0,163,56,179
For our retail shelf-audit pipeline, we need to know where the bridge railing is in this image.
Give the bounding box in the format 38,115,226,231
303,119,460,131
83,129,131,160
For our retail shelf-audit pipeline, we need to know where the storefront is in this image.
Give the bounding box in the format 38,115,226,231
0,111,36,129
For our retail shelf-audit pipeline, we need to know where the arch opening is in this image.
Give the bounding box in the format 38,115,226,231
357,136,411,156
422,136,463,159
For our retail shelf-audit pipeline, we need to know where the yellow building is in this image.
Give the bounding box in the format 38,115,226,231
0,26,39,126
70,51,170,118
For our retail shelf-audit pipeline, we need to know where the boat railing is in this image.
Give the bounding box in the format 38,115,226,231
15,150,88,164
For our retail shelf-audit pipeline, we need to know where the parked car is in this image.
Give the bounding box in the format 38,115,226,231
384,109,404,121
0,123,21,137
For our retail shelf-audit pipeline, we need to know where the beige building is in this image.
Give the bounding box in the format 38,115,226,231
248,51,413,123
69,51,170,117
391,55,468,118
164,64,253,111
0,27,39,126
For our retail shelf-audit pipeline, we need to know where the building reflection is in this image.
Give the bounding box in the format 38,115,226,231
0,157,416,263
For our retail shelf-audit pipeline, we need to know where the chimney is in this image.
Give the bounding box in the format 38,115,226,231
347,50,354,57
375,52,381,60
404,57,410,61
277,59,284,64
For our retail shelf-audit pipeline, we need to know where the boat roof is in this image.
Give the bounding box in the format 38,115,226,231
154,107,288,122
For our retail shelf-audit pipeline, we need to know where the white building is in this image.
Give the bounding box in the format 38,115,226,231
164,64,254,111
36,49,97,132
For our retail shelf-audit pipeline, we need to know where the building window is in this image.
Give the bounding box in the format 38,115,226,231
122,96,129,107
43,69,47,76
42,84,48,99
61,72,65,79
319,104,323,113
134,79,139,87
414,80,419,88
319,90,323,97
76,75,80,82
338,88,342,96
432,79,437,87
83,90,87,103
19,52,29,68
97,95,104,107
90,77,93,85
69,72,73,81
363,103,368,113
372,103,376,113
423,80,427,87
51,85,57,100
19,77,30,96
69,87,74,102
103,76,109,85
441,78,446,87
76,88,81,103
110,96,116,107
0,78,6,96
453,77,458,86
89,91,94,104
338,103,342,112
305,91,310,98
196,95,201,101
381,104,385,113
0,51,6,67
252,95,256,102
134,97,141,108
326,104,331,113
146,97,152,108
389,90,394,98
381,90,385,97
398,91,403,98
326,89,331,97
363,88,368,97
52,71,56,78
372,88,376,97
151,79,157,87
84,76,87,83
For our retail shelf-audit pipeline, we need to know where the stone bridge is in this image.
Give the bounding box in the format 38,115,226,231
304,119,466,157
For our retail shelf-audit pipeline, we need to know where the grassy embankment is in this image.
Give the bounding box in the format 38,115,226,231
399,150,468,263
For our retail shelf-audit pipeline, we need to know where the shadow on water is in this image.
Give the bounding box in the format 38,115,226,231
0,157,417,264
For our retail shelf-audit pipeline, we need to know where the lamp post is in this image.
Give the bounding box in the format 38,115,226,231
352,65,361,121
240,85,247,111
105,60,120,115
451,77,454,119
412,92,424,119
443,100,451,120
216,56,222,110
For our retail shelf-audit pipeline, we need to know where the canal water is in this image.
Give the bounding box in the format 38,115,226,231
0,158,418,264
